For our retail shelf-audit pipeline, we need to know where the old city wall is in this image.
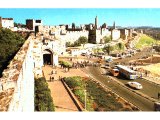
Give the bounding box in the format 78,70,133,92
96,29,111,43
60,30,89,43
0,35,34,111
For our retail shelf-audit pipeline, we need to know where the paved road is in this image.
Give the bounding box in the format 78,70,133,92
105,69,160,100
82,66,155,111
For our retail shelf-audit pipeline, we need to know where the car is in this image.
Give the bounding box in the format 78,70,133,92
81,53,86,56
126,54,132,57
154,102,160,111
127,82,143,90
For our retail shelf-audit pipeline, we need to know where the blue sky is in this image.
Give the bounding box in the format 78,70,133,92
0,8,160,27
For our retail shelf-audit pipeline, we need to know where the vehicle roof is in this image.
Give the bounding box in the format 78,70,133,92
112,68,119,71
128,82,142,85
116,65,136,73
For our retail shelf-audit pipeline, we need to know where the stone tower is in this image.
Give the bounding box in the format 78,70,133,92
95,16,98,29
113,21,116,29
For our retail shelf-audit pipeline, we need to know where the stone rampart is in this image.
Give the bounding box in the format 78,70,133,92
0,35,34,111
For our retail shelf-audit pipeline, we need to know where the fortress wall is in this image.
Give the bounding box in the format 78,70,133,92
0,35,34,111
60,31,89,43
96,29,111,43
112,29,121,40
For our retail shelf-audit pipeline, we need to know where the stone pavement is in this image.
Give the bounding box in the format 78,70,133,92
42,65,87,112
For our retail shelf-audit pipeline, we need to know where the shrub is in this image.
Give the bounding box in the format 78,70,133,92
59,60,72,68
34,77,55,111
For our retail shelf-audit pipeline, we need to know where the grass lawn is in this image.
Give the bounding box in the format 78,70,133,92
135,35,157,49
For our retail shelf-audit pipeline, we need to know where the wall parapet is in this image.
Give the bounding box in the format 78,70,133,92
0,34,34,111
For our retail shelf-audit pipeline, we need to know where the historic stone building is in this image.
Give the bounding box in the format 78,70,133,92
0,17,14,28
26,19,43,31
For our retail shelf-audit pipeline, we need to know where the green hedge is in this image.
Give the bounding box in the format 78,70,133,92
34,77,55,111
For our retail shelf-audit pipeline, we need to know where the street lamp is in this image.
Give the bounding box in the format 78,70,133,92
84,89,87,111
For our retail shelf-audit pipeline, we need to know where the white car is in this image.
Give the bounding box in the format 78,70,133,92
127,82,143,90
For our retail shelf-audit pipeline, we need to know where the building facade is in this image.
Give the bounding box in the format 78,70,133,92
26,19,43,31
0,17,14,28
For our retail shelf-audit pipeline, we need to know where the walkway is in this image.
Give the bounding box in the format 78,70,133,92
42,65,87,112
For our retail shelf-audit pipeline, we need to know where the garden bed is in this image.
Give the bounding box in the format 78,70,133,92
64,76,139,111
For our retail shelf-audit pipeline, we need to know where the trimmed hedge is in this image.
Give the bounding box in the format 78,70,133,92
34,77,55,111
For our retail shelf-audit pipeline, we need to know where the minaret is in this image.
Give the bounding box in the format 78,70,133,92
113,21,116,29
95,16,98,29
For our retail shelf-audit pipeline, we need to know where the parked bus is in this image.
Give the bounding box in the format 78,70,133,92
116,65,138,79
109,68,119,77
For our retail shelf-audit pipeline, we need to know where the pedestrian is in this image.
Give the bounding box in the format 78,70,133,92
140,74,142,78
0,81,3,91
145,71,148,77
68,67,70,71
158,92,160,99
52,76,54,82
50,76,52,82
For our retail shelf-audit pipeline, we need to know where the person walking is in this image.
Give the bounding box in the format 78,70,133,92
158,92,160,99
52,76,54,82
0,81,3,91
50,76,52,82
145,71,148,77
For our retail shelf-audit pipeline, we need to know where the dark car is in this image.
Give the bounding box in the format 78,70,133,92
154,102,160,111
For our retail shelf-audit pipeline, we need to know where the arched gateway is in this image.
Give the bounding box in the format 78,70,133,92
43,49,53,65
42,48,59,66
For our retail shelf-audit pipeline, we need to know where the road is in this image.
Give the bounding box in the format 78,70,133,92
82,66,156,111
105,69,160,100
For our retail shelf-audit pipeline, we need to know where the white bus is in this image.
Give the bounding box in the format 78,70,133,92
116,65,138,79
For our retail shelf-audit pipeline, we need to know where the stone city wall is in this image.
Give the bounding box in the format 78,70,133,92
0,35,34,111
60,30,89,43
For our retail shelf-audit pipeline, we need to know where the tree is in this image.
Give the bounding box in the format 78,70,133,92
103,44,114,55
66,42,72,47
118,42,124,50
78,36,88,45
0,28,25,76
69,36,88,47
103,36,111,43
14,22,26,28
102,23,107,28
